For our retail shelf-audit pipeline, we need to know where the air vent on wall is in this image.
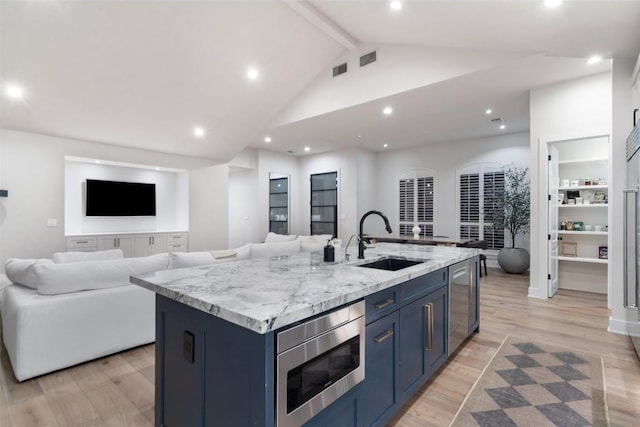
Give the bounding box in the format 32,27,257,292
0,189,7,197
332,62,347,77
360,51,377,67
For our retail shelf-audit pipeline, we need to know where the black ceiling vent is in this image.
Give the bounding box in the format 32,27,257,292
490,117,504,124
360,51,377,67
332,62,348,77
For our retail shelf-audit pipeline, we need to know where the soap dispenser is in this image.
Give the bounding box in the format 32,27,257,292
324,239,335,262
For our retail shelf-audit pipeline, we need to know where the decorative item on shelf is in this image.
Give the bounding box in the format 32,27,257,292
575,197,583,204
594,225,603,232
573,221,584,231
570,179,579,187
598,179,607,185
565,220,574,230
593,192,607,203
494,165,530,274
599,246,608,259
568,199,575,205
560,221,566,230
562,242,578,257
411,224,421,240
557,193,564,203
584,224,593,231
584,178,593,186
560,179,570,187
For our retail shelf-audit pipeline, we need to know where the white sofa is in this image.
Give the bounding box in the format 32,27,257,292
0,233,330,381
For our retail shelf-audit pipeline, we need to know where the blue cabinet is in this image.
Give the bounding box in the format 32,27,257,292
361,311,400,427
399,284,448,400
302,385,362,427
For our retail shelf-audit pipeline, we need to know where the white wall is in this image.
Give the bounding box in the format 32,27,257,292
0,130,216,265
64,160,189,235
372,133,530,246
356,150,377,226
529,72,613,300
189,164,229,251
228,168,259,248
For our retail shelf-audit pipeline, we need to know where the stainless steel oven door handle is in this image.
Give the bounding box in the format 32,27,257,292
624,189,639,309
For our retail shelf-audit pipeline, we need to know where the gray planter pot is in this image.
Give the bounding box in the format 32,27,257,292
497,247,530,274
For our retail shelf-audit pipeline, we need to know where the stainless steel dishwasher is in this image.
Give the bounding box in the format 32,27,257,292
448,258,473,355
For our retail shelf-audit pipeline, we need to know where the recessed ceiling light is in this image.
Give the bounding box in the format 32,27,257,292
304,146,311,152
383,143,389,148
247,67,259,80
193,127,205,138
485,109,492,115
5,83,24,99
390,1,402,11
586,55,602,65
155,167,160,171
264,136,272,143
383,106,393,115
544,0,562,8
95,160,101,164
500,124,506,130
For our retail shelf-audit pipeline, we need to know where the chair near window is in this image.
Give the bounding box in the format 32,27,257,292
457,239,488,277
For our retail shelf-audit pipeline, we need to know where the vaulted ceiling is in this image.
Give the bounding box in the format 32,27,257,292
2,1,639,162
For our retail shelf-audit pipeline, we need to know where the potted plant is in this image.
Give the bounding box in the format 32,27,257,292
493,165,530,274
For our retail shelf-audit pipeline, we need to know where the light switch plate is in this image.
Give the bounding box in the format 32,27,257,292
47,219,57,227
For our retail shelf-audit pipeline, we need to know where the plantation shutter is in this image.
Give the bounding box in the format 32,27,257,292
459,173,480,241
483,172,505,249
398,171,435,237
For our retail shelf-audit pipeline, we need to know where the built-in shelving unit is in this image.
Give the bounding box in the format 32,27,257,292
551,137,609,294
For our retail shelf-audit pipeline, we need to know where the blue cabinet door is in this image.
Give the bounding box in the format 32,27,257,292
399,284,448,401
302,385,361,427
425,285,448,376
361,311,400,427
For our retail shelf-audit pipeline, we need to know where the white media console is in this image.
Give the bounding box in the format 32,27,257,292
66,231,188,257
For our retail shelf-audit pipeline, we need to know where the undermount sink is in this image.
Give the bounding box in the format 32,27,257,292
357,257,425,271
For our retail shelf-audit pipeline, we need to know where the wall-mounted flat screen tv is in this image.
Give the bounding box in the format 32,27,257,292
86,179,156,216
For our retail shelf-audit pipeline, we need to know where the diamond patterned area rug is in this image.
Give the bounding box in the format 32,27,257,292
450,336,608,427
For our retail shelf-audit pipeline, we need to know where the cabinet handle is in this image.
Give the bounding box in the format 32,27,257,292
374,298,394,310
373,329,394,344
76,240,89,244
425,303,434,351
624,189,639,309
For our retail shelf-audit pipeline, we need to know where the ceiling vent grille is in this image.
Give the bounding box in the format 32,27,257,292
332,62,348,77
360,51,377,67
490,117,504,124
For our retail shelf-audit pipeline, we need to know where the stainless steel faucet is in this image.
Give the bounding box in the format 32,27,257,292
358,210,392,259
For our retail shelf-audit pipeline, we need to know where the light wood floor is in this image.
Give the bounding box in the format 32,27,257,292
1,269,639,426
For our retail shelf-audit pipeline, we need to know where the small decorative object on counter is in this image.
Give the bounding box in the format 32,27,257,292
323,240,335,262
599,246,608,259
411,224,421,240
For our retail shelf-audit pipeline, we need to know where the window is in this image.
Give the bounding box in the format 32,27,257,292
459,165,504,249
398,170,435,237
310,172,338,237
269,176,289,234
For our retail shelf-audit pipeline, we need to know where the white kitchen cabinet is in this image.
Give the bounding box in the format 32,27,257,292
134,234,167,257
97,235,135,258
166,232,188,252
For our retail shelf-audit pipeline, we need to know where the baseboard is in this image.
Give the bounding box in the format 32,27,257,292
608,316,640,336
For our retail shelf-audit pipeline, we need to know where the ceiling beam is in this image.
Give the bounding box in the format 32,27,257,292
282,0,358,50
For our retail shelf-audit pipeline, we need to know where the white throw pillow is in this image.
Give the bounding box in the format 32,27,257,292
264,232,297,243
168,251,216,269
297,234,333,244
235,244,251,260
35,253,169,295
249,240,301,258
5,258,54,289
52,249,124,263
300,242,325,253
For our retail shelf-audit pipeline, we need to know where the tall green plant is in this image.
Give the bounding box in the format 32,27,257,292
493,165,530,248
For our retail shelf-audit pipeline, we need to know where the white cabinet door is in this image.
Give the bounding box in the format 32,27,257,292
97,235,134,257
150,234,166,255
548,145,559,297
134,234,167,257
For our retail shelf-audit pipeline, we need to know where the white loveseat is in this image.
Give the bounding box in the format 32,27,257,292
0,233,330,381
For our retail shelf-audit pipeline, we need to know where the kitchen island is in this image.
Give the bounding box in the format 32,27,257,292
132,243,480,427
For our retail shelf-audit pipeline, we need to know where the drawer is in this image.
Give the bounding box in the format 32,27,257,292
365,285,400,324
66,236,97,250
401,268,448,304
167,242,187,252
167,233,188,244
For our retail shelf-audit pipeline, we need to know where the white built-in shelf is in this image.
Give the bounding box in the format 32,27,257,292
559,204,608,208
558,256,608,264
558,157,608,165
558,231,608,236
558,185,608,191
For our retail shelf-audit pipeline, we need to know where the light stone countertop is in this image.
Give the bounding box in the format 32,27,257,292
131,243,479,334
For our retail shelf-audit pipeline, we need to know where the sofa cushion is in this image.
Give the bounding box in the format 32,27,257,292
168,251,215,269
249,240,300,258
5,258,55,290
264,232,297,243
35,253,169,295
297,234,333,244
52,249,124,263
300,242,325,253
